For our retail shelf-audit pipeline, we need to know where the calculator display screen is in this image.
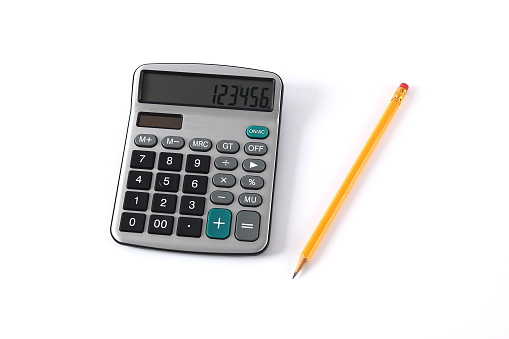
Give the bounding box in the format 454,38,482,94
139,71,275,112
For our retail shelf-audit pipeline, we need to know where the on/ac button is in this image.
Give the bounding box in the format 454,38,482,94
246,126,269,139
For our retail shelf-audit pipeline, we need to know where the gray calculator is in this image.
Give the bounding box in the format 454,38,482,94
110,63,283,254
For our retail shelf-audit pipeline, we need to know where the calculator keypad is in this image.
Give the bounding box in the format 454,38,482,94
119,133,271,245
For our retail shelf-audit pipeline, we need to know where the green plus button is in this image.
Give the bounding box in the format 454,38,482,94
246,126,269,139
206,208,232,239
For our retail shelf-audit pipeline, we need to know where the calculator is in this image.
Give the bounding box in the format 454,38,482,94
110,63,283,254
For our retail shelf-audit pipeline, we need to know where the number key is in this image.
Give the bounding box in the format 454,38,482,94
130,150,155,169
151,193,177,214
155,173,180,192
180,196,206,216
158,152,183,171
119,212,146,233
127,171,152,190
123,191,149,211
148,215,174,235
182,175,208,195
186,154,210,174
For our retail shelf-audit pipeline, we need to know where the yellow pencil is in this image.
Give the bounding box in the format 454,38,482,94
293,83,409,278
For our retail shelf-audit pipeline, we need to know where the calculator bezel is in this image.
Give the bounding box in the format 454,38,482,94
110,63,283,254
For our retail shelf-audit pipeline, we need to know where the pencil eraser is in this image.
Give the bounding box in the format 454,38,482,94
399,83,409,90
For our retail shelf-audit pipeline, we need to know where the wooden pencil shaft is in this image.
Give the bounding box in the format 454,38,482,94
302,88,406,261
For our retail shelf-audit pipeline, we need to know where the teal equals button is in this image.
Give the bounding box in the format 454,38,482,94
246,126,269,139
206,208,232,239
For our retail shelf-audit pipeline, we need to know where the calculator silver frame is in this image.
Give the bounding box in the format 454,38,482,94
110,63,283,254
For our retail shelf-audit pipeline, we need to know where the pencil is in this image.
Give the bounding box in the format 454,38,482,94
293,83,409,278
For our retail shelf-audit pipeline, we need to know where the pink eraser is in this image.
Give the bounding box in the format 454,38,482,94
399,83,409,90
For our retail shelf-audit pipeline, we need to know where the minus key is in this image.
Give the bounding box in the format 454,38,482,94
210,191,234,205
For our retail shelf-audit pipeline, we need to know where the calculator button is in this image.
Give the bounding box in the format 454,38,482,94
151,193,177,214
210,191,234,205
158,152,183,171
134,134,157,147
177,217,203,238
148,215,174,235
212,174,236,188
127,171,152,190
119,212,146,233
123,191,149,211
214,157,238,171
155,173,180,192
242,159,266,173
244,142,267,156
239,193,262,207
240,176,264,190
246,126,269,139
235,211,260,242
182,175,208,195
189,138,212,151
180,196,206,216
130,150,155,169
186,154,210,174
216,140,240,154
161,136,185,150
206,208,232,239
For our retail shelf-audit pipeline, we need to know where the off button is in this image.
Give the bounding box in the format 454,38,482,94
246,126,269,139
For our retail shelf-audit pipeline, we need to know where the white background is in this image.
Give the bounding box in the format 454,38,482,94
1,1,508,338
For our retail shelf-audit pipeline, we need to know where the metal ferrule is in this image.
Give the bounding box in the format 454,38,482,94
392,87,407,103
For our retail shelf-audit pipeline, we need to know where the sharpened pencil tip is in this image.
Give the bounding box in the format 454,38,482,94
292,273,297,279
